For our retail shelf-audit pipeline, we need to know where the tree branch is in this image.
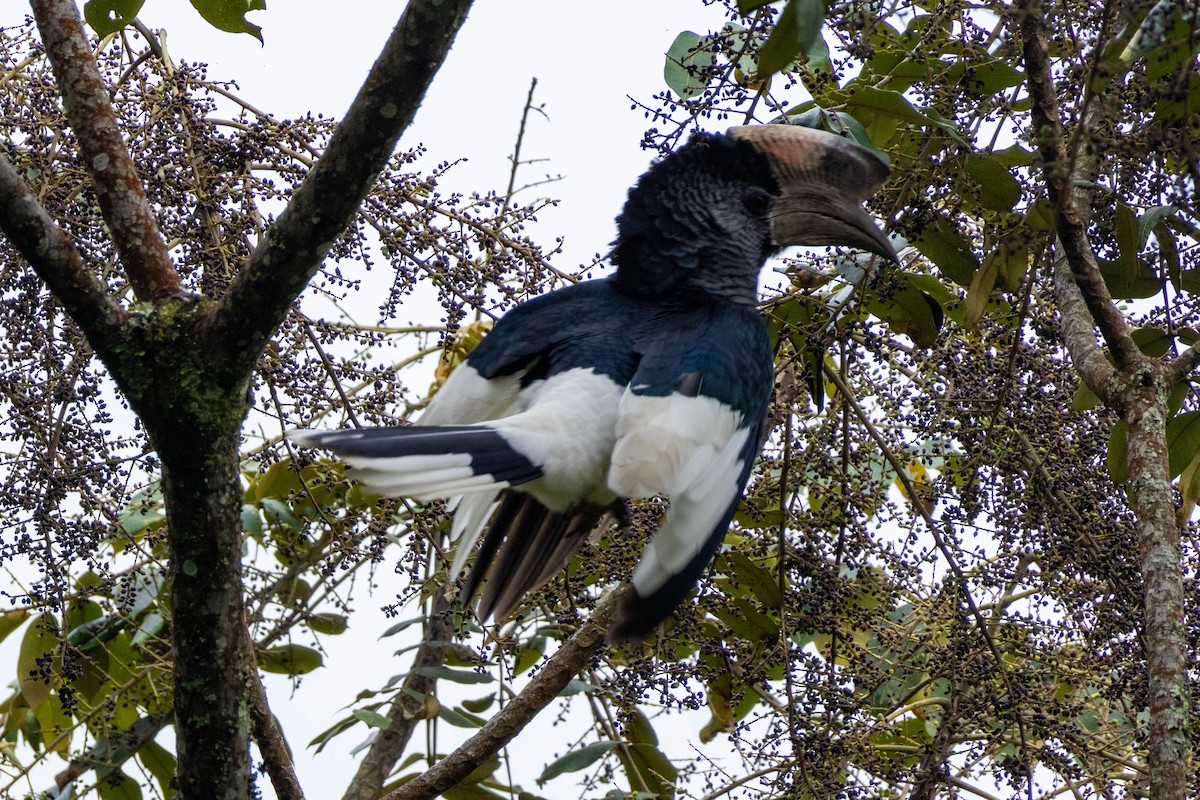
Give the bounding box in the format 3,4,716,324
30,0,180,302
0,153,128,339
207,0,475,388
248,643,306,800
342,590,455,800
1051,249,1117,402
384,587,627,800
1014,0,1141,371
1164,340,1200,387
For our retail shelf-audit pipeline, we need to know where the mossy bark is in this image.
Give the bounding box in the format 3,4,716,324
112,303,256,799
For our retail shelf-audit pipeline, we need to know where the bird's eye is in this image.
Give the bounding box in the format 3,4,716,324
741,186,773,217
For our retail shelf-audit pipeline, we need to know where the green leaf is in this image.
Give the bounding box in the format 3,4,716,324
1166,410,1200,478
1138,205,1180,247
69,615,123,652
722,552,783,609
557,679,596,697
1098,257,1162,299
439,704,486,728
1132,327,1173,357
380,616,423,638
615,742,678,796
261,497,303,532
0,609,29,646
1071,382,1100,412
84,0,146,37
514,637,545,675
119,493,165,538
1121,1,1196,65
862,279,944,348
241,504,263,537
1177,446,1200,517
664,31,714,99
461,692,496,713
845,85,933,128
413,665,494,684
966,155,1022,212
18,614,59,710
97,768,144,800
352,708,392,730
757,0,825,77
257,644,323,675
1115,203,1141,283
537,741,618,784
964,60,1025,94
963,249,1001,329
188,0,265,41
1107,420,1128,483
827,111,890,164
991,144,1035,168
625,708,659,746
137,739,177,799
913,215,980,286
737,0,775,13
308,714,359,752
308,613,348,635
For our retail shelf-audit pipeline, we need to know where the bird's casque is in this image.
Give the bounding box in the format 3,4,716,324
292,125,895,642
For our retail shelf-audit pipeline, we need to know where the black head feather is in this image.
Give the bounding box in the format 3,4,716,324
610,132,781,303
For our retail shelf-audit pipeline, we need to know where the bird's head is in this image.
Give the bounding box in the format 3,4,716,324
611,125,895,303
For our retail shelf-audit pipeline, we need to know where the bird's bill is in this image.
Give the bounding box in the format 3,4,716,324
727,124,898,262
769,187,897,261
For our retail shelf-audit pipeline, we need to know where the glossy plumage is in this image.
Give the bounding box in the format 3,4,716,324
293,126,893,642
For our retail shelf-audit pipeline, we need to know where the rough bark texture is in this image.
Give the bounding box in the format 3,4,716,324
162,440,253,800
342,591,455,800
1122,374,1190,796
2,0,476,794
1051,254,1116,401
0,153,127,339
1015,0,1139,370
1016,0,1193,794
132,325,255,799
385,588,627,800
30,0,180,302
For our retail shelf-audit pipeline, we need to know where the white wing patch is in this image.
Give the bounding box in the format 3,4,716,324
609,392,743,497
490,368,624,510
449,489,502,577
608,391,750,598
420,363,523,427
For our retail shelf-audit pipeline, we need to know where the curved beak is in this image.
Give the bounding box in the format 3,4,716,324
728,124,898,263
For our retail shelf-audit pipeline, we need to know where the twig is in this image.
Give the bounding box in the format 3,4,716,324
383,587,627,800
341,590,455,800
247,641,306,800
208,0,476,391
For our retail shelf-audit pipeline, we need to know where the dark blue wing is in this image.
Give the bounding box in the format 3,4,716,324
421,278,640,426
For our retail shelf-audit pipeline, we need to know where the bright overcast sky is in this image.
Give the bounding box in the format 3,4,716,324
2,1,737,797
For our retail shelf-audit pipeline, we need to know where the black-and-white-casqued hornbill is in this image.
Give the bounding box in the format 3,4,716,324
292,124,895,642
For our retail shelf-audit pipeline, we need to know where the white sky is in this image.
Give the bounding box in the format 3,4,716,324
2,1,746,798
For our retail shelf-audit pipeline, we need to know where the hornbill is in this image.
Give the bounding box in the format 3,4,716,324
292,124,895,642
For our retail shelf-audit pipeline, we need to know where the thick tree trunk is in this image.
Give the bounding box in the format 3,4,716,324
111,309,257,799
1123,376,1190,795
157,416,254,799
